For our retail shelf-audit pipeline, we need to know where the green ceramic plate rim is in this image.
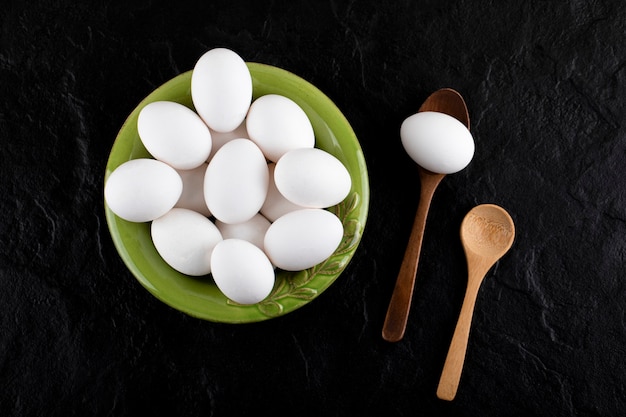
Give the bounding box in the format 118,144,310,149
104,62,369,323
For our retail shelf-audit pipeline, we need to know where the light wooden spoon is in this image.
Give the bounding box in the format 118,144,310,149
382,88,470,342
437,204,515,401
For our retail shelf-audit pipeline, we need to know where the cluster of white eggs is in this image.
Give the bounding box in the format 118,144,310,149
105,48,352,305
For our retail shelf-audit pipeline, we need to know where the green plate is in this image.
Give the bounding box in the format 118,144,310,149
104,63,369,323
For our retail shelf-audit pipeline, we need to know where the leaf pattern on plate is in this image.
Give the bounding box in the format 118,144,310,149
256,191,363,317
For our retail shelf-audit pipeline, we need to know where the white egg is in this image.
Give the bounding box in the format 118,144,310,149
174,163,211,217
215,213,271,251
105,158,182,223
264,209,343,271
274,148,351,208
137,101,212,170
400,111,474,174
204,138,269,224
208,121,249,161
151,208,223,276
191,48,252,133
211,239,275,304
260,163,305,222
246,94,314,162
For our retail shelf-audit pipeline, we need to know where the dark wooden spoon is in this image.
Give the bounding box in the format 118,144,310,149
382,88,470,342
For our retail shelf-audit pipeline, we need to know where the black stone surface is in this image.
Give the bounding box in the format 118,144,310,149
1,0,625,415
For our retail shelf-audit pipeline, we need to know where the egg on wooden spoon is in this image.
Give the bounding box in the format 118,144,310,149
400,111,474,174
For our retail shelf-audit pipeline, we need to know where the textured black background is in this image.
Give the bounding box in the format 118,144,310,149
2,0,626,416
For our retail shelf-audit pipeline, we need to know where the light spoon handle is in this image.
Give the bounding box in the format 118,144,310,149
436,259,492,401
